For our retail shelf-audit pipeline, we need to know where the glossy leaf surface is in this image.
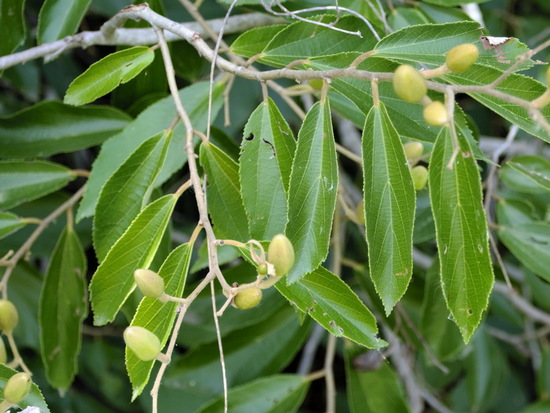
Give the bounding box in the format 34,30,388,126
37,0,91,44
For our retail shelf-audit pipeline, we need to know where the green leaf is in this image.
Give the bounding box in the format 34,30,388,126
240,98,296,240
501,155,550,193
362,102,415,314
0,101,131,158
64,46,155,106
0,212,28,240
423,0,490,5
344,341,410,413
230,24,288,58
200,142,250,241
89,194,178,325
429,127,494,342
158,306,311,412
37,0,92,44
0,364,49,412
498,222,550,283
93,131,172,262
39,226,88,390
196,374,310,413
0,0,25,57
0,160,75,210
286,100,338,283
127,243,191,400
388,7,430,31
276,266,385,349
77,81,223,221
496,198,539,226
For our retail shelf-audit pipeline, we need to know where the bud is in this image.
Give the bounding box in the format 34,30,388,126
0,300,19,333
233,288,262,310
403,141,424,160
393,65,427,103
446,43,479,73
0,336,6,364
3,372,32,404
267,234,295,277
257,263,268,276
124,326,162,361
134,269,165,299
423,101,449,126
411,165,429,190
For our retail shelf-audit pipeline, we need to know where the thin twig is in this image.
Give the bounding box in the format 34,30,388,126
211,281,228,413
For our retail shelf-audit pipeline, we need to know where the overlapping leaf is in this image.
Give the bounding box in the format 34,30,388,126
240,98,296,240
429,127,494,342
0,365,49,412
230,24,287,58
501,155,550,193
0,212,28,239
127,243,191,400
362,102,415,315
39,226,87,390
37,0,91,44
0,0,25,57
0,161,75,210
286,100,338,283
89,194,178,325
93,131,171,262
0,101,131,158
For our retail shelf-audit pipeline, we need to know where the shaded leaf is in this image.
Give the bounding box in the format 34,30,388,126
286,100,338,283
0,101,131,158
39,226,88,390
0,161,75,210
65,46,155,106
0,0,25,57
240,98,295,240
0,212,28,239
127,243,191,400
37,0,91,44
93,131,171,262
230,24,287,58
89,194,178,325
0,364,49,412
429,127,494,342
501,155,550,193
201,142,250,241
362,102,415,314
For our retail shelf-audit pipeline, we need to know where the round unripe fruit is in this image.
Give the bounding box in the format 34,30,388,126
393,65,427,103
411,165,429,190
267,234,295,277
403,141,424,160
3,372,32,404
124,326,162,361
0,300,19,333
233,288,262,310
423,101,449,126
257,263,268,276
308,79,324,91
134,269,165,299
445,43,479,73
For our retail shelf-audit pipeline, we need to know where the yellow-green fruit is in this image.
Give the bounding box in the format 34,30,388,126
423,101,449,126
3,372,32,404
393,64,427,103
0,300,19,333
308,79,324,91
123,326,162,361
267,234,295,276
257,263,268,276
546,66,550,86
411,165,429,190
446,43,479,73
0,336,6,364
356,201,365,225
134,269,165,299
233,288,262,310
403,141,424,160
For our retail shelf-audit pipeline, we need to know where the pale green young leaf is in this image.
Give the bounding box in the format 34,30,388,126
0,101,131,158
200,142,250,241
77,82,223,221
286,100,338,283
0,365,50,412
93,131,172,262
37,0,91,44
276,266,386,349
39,226,88,390
429,127,494,343
498,223,550,283
65,47,155,106
240,98,296,240
0,0,25,57
362,102,415,315
0,212,28,240
196,374,309,413
230,24,287,58
501,155,550,193
127,243,191,400
89,194,178,325
0,161,75,210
